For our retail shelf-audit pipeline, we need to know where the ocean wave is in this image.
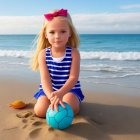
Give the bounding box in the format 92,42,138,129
80,51,140,60
0,50,140,61
81,73,140,79
0,50,32,58
81,64,140,73
81,64,123,72
0,60,29,66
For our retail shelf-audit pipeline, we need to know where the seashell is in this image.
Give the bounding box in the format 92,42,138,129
9,100,27,109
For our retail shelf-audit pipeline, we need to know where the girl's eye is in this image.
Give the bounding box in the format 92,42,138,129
61,30,66,33
49,31,55,34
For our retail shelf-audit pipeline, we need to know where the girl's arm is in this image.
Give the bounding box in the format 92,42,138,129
38,49,53,99
57,48,80,95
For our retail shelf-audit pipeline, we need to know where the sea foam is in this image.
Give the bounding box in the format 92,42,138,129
0,50,140,61
0,50,32,58
80,51,140,60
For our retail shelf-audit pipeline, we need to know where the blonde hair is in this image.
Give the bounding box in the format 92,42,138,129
31,10,79,71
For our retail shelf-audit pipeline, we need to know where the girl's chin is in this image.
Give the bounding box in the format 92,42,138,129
52,45,66,48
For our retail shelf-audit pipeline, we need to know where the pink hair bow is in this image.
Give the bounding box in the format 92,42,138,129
44,9,67,21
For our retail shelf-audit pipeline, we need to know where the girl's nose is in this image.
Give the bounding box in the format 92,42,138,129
55,33,60,38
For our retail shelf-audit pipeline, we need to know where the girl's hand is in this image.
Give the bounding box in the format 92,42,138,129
48,92,55,100
49,91,65,112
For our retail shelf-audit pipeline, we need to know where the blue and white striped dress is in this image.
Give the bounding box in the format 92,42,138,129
34,46,84,102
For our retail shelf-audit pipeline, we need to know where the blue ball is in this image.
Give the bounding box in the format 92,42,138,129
46,102,74,130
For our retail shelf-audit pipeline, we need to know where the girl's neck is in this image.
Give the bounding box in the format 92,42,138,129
51,46,66,58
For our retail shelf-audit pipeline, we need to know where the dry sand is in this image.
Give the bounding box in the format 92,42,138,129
0,73,140,140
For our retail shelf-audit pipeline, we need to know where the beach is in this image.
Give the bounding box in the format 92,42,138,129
0,66,140,140
0,34,140,139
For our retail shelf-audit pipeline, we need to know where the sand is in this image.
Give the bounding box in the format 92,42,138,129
0,70,140,140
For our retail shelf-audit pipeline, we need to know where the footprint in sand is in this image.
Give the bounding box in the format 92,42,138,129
22,124,28,129
22,118,28,123
16,111,33,118
28,128,42,139
31,121,44,126
16,110,47,132
21,120,44,130
14,103,46,134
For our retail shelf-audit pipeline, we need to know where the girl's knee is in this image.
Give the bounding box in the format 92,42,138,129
34,96,50,118
34,105,46,118
63,93,80,115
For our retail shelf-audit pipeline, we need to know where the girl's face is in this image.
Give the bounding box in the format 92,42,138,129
46,18,71,49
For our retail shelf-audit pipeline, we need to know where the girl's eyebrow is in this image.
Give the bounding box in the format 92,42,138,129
48,28,68,31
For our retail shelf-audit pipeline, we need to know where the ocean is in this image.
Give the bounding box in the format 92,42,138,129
0,34,140,90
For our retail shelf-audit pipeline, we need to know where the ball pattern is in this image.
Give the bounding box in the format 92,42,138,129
46,102,74,130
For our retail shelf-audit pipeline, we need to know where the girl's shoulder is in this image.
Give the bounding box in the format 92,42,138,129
71,48,80,58
38,48,47,61
66,46,79,52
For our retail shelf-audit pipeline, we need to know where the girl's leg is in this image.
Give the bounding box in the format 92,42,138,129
34,96,50,118
62,92,80,115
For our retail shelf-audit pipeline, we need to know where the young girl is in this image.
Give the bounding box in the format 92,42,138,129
31,9,84,118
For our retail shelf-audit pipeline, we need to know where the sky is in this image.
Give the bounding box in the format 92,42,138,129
0,0,140,34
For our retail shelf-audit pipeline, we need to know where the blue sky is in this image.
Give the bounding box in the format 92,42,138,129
0,0,140,34
0,0,140,15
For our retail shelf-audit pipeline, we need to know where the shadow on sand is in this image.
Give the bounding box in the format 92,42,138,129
64,101,140,139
